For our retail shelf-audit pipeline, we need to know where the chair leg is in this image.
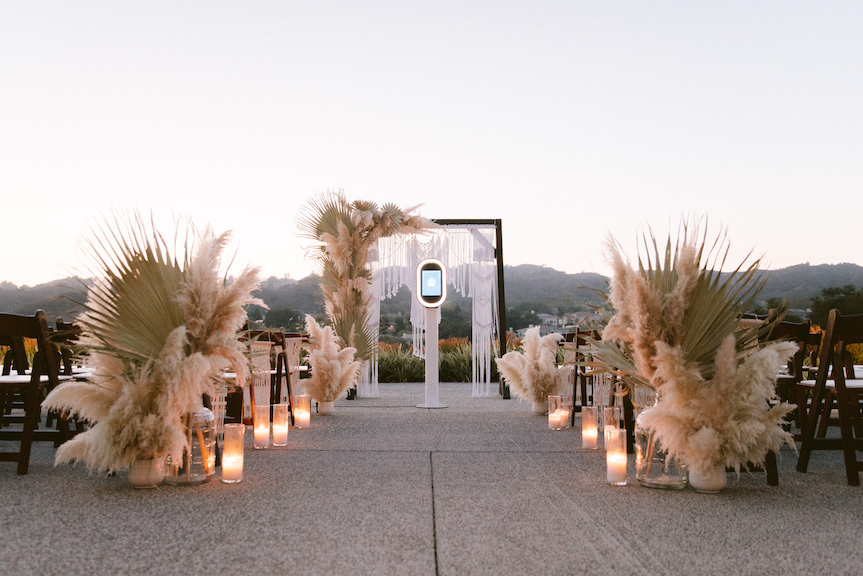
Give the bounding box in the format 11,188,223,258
765,450,779,486
817,390,835,438
836,389,861,486
17,387,39,475
286,369,295,426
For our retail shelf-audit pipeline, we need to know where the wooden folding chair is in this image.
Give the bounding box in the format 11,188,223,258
0,310,66,474
562,329,599,417
796,309,863,485
764,319,811,402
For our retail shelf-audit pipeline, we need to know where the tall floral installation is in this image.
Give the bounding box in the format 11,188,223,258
496,326,573,413
297,190,431,399
43,211,263,474
591,222,796,489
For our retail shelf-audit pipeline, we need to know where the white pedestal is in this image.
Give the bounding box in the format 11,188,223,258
418,306,447,409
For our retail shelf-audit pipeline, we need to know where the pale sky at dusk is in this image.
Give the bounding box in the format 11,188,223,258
2,1,861,287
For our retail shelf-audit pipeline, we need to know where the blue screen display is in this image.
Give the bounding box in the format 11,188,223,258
421,269,442,297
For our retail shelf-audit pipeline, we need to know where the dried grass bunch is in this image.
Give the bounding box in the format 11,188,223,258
496,326,572,406
297,190,431,361
43,212,263,472
593,221,796,474
301,314,362,402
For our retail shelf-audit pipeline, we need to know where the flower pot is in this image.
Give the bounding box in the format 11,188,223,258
689,465,727,493
128,458,165,489
317,400,334,415
532,400,546,414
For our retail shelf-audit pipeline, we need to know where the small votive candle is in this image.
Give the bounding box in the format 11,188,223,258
582,405,598,449
253,404,270,449
272,403,289,447
221,423,244,483
295,394,311,429
606,427,627,485
548,395,562,430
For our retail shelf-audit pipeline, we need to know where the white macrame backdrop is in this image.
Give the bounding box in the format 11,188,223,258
358,225,500,398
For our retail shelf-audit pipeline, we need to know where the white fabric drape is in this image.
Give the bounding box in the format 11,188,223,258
358,225,500,398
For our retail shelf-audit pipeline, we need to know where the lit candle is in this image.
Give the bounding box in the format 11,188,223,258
582,406,598,449
222,454,243,482
221,423,244,484
295,395,311,429
272,403,289,446
548,409,562,430
295,408,310,429
253,404,270,449
547,395,561,430
606,428,627,485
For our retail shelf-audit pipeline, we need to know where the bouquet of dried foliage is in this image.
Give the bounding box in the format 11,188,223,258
300,315,362,402
591,222,796,475
297,190,431,362
496,326,572,408
43,212,263,473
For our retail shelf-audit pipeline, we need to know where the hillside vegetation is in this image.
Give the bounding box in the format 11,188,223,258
3,262,862,325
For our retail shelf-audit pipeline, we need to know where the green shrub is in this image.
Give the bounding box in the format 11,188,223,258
377,346,425,382
440,343,472,382
376,343,500,383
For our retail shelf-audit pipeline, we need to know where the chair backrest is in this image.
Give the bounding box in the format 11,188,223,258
0,310,60,384
1,334,30,375
762,319,812,380
243,329,286,369
814,309,863,388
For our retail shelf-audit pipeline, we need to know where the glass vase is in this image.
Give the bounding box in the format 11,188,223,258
165,406,216,485
635,399,688,489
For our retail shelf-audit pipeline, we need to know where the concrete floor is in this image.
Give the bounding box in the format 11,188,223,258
2,382,862,576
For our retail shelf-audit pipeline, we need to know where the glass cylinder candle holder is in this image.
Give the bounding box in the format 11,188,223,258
164,406,216,485
295,394,311,429
603,406,616,450
582,406,598,449
253,404,270,449
547,395,562,430
561,395,572,428
221,423,244,483
272,403,289,447
606,427,628,485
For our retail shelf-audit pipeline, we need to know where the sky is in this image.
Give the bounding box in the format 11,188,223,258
2,1,861,287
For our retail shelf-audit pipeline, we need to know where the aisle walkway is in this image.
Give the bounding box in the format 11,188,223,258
2,383,861,575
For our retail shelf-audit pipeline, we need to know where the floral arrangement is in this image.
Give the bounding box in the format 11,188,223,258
300,314,362,403
593,222,796,475
297,190,431,362
495,326,572,409
43,212,263,472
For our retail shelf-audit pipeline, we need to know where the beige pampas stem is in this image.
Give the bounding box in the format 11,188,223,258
495,326,572,405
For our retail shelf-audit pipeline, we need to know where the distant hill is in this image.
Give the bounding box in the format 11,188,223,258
502,265,608,310
3,262,863,322
0,277,90,322
760,263,863,309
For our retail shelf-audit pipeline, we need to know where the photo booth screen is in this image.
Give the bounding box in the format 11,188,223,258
421,269,443,298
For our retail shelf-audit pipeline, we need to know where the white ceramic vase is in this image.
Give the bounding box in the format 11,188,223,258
128,457,165,489
318,400,334,415
532,400,546,414
689,464,727,493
